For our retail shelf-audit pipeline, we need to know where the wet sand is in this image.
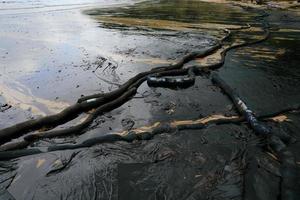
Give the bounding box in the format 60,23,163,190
0,0,300,199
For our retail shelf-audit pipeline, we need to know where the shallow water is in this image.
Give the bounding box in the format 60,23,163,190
0,0,300,199
81,0,300,129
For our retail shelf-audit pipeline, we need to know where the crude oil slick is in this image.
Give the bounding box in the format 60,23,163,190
0,0,300,199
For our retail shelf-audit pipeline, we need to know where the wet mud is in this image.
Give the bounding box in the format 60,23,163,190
0,0,300,199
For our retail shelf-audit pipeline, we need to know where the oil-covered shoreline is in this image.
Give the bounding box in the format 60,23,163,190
0,0,300,199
